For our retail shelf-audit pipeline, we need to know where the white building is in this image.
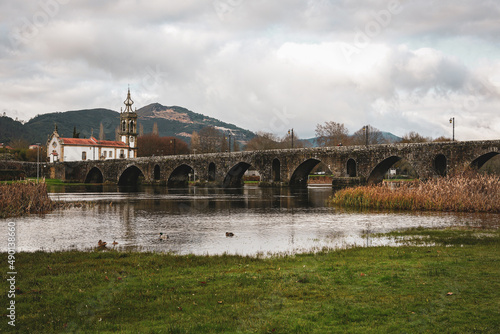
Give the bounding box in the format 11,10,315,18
47,89,139,163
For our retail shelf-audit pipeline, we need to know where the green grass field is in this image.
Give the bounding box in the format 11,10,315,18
2,228,499,333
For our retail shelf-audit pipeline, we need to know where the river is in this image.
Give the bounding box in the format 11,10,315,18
2,185,498,255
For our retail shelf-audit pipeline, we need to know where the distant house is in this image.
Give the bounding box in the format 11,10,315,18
0,143,13,150
29,144,40,150
46,89,138,163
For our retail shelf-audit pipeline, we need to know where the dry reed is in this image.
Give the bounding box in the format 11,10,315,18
0,181,54,218
330,171,500,213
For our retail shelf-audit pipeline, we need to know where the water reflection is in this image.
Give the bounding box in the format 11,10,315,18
2,185,499,255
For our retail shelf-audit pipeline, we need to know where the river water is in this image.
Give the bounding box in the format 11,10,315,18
2,185,498,255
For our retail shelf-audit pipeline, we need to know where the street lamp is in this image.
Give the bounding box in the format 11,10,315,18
449,117,455,141
36,143,41,182
362,125,369,146
228,134,231,153
288,128,294,149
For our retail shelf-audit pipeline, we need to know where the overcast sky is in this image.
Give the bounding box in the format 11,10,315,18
1,0,499,140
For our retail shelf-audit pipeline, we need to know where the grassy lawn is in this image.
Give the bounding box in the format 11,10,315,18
2,228,499,333
0,178,85,186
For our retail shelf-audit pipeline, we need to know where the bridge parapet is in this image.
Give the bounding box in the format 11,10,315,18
21,139,500,187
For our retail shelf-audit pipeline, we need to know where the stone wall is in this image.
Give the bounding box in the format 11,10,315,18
16,139,500,187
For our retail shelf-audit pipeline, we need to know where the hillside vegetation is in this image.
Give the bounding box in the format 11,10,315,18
0,104,255,145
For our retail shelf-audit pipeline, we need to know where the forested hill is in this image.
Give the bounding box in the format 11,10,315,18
135,103,255,143
0,115,35,144
0,104,256,145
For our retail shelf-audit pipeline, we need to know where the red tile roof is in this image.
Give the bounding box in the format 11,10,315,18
60,137,128,148
60,138,96,145
97,139,129,148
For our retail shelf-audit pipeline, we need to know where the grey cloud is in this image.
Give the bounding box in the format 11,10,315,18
0,0,499,140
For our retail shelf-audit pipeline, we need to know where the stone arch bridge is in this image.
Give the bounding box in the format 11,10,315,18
48,140,500,188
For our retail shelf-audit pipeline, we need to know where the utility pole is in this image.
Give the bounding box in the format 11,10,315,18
449,117,455,141
36,143,41,182
228,134,231,153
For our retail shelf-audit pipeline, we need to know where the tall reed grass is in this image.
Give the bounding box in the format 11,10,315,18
0,181,54,218
330,171,500,212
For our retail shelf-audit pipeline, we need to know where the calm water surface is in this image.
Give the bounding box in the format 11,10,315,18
2,185,498,255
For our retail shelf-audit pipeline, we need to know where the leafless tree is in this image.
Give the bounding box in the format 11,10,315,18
199,126,221,153
281,130,305,149
432,136,452,142
137,134,189,157
352,125,387,145
245,132,281,151
315,121,350,147
99,123,105,141
232,139,240,152
190,131,201,153
400,131,432,143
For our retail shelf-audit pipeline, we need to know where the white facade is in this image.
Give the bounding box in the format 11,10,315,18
47,133,131,163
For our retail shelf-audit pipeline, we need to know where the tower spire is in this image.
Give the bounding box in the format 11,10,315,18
123,86,134,113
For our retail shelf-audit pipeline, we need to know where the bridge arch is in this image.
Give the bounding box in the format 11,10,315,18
85,167,104,183
290,158,321,187
347,158,357,177
272,158,280,182
118,165,145,186
433,154,447,176
471,151,499,169
208,162,216,182
223,162,253,188
154,164,161,181
367,156,403,184
168,164,194,187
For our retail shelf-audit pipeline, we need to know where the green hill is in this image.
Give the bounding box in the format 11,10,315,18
0,115,36,144
135,103,255,144
26,108,120,143
0,104,256,145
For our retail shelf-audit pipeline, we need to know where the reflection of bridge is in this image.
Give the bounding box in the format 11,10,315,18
45,140,500,187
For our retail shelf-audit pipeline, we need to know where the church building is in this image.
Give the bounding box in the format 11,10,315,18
47,89,138,163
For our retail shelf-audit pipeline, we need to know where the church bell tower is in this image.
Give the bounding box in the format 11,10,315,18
119,88,138,158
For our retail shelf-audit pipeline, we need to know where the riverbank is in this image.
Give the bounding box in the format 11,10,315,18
330,172,500,213
4,228,499,333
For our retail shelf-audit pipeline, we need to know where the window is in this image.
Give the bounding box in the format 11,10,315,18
103,151,107,158
109,151,113,158
120,150,125,158
82,152,87,160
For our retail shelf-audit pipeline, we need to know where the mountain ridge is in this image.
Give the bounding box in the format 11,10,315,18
136,103,255,142
1,103,256,145
1,103,403,148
